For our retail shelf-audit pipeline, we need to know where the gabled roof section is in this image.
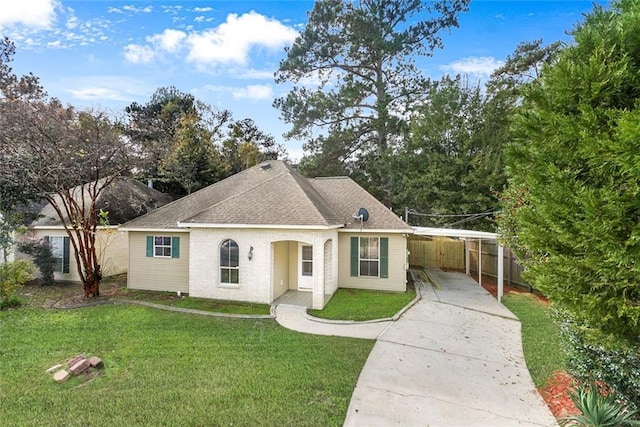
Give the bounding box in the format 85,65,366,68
120,160,412,232
310,177,413,232
121,161,342,229
29,177,174,227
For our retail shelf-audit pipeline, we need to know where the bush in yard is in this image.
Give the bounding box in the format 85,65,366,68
498,0,640,343
0,259,34,309
18,239,56,286
560,312,640,410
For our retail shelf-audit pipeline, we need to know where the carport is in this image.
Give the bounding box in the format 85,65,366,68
412,227,506,301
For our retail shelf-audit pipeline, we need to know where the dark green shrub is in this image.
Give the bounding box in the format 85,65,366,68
18,239,56,285
560,313,640,410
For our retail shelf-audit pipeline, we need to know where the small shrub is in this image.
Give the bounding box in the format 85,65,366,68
560,312,640,409
0,260,34,309
561,384,640,426
18,239,56,285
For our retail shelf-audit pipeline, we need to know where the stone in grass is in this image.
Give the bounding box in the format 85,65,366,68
88,356,103,368
46,364,63,374
69,358,90,375
67,354,87,369
53,369,70,383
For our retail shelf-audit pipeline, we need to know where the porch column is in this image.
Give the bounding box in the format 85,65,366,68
312,236,325,310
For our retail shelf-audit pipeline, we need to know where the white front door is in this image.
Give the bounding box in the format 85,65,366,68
298,243,313,291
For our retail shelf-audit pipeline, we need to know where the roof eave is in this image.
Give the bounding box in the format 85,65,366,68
177,222,344,230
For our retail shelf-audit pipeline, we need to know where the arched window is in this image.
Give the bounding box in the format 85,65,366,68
220,239,239,284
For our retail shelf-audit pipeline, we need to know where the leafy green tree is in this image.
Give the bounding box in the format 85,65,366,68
221,118,286,175
160,113,225,194
499,0,640,341
275,0,469,203
125,87,231,194
390,76,504,230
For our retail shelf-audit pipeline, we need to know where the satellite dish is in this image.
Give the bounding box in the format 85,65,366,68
352,208,370,227
357,207,369,222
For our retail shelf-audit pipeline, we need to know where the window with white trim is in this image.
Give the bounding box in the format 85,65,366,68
220,239,239,284
154,236,172,258
49,236,66,273
359,237,379,277
301,245,313,276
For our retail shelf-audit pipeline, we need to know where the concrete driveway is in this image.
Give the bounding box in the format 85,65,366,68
343,269,558,426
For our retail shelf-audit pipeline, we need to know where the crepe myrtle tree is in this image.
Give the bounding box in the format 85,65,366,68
0,38,133,297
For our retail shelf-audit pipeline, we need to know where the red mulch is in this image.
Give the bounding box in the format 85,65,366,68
441,269,578,419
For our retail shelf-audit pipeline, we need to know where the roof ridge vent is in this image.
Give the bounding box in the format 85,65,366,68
259,162,272,170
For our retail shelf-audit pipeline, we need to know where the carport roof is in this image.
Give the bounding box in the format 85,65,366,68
412,227,497,240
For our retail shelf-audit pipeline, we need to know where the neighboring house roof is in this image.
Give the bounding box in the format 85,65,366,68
121,160,412,232
28,177,174,227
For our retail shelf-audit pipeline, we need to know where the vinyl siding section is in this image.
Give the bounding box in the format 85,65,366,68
18,228,128,283
338,233,407,291
128,231,189,292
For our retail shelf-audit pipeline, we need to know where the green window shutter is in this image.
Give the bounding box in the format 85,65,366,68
380,237,388,279
171,237,180,258
146,236,153,257
62,236,70,274
350,236,359,277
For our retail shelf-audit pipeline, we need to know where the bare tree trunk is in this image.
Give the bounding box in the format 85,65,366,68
83,265,101,298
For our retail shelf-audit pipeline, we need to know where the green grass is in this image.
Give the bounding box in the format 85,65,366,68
308,287,415,321
0,304,374,426
117,288,271,315
502,293,567,388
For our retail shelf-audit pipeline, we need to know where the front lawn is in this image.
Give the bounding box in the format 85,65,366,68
308,286,415,321
502,293,567,387
0,304,374,426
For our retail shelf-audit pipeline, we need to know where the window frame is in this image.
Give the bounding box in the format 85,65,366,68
220,239,240,285
301,245,313,277
153,236,173,258
358,236,380,278
49,235,65,273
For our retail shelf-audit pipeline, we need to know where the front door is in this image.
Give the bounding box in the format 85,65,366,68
298,243,313,291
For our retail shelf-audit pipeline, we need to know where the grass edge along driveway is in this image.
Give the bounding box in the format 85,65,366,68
0,304,374,426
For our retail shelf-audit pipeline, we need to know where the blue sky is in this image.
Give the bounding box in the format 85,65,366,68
2,0,608,160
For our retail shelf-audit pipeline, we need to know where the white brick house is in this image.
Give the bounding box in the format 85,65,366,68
120,161,413,309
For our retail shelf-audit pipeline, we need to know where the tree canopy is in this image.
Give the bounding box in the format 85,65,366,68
499,0,640,342
275,0,469,203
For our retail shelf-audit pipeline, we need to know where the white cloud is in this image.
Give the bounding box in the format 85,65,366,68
122,5,153,14
186,11,298,66
440,57,504,77
193,7,213,13
236,68,275,80
63,76,151,103
147,29,186,53
0,0,58,29
232,84,273,100
123,44,155,64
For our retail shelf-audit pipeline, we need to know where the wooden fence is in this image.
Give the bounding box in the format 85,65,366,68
408,236,530,290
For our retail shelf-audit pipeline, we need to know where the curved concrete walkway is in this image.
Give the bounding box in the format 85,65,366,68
275,269,558,427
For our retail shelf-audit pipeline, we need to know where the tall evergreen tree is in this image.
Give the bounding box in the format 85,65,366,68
499,0,640,341
275,0,469,203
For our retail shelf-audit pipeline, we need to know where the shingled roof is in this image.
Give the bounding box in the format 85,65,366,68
29,177,174,227
120,160,412,232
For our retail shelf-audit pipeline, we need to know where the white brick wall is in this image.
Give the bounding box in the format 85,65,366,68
188,228,339,307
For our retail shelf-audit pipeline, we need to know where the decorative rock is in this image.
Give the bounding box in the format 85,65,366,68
88,356,103,368
53,370,70,383
46,364,63,374
67,354,87,369
69,358,90,375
